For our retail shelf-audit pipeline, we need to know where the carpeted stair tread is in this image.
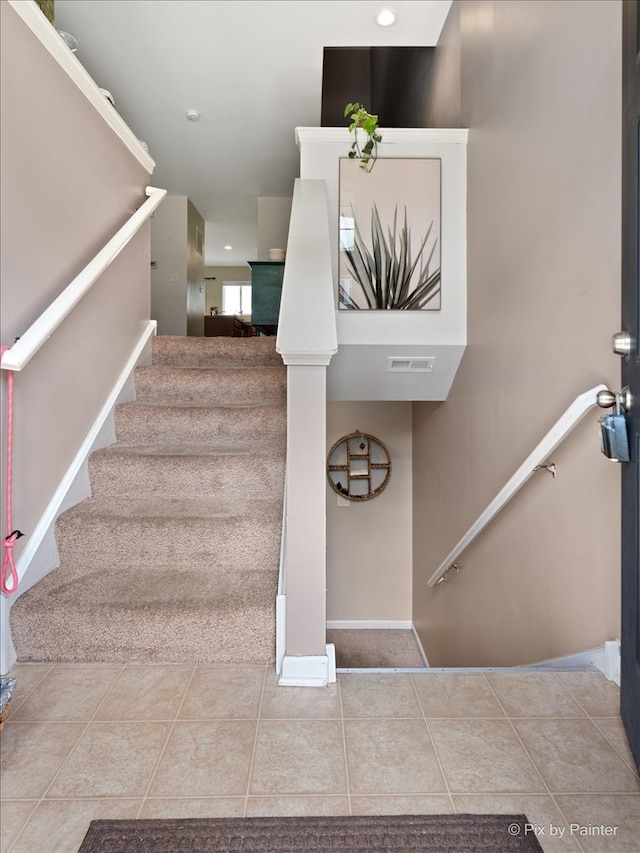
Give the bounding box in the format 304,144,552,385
11,335,286,664
114,403,286,445
89,445,285,499
54,509,282,573
91,442,283,457
12,569,277,663
58,495,283,520
151,335,283,368
134,365,286,407
11,576,277,664
15,566,278,609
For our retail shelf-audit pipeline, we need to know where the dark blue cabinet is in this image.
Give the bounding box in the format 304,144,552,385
248,261,284,331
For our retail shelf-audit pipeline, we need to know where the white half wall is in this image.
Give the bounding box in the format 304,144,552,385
296,128,468,401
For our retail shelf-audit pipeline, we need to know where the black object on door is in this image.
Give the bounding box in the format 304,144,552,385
620,0,640,774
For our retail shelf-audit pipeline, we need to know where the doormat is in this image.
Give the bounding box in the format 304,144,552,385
78,814,544,852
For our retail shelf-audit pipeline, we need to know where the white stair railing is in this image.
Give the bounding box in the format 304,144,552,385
427,384,608,587
1,186,166,373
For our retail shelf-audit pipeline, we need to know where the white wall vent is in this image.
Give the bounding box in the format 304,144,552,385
387,356,436,373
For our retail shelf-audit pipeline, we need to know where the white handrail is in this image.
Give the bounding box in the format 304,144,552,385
1,186,166,372
427,384,608,587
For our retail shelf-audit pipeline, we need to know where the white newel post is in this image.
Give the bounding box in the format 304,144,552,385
276,179,337,686
279,363,335,685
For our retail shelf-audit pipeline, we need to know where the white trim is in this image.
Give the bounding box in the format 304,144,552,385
1,189,165,372
0,595,14,675
278,644,337,687
275,489,287,677
516,642,620,685
326,620,413,629
336,644,617,675
275,594,286,677
412,624,430,667
428,384,608,587
295,127,469,146
7,0,155,173
278,351,336,366
1,321,156,672
8,321,156,596
603,640,621,686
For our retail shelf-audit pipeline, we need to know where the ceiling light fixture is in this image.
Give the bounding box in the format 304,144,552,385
375,8,397,27
57,30,78,52
224,245,232,250
185,110,201,122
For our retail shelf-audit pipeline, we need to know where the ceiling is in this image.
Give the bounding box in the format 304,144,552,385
54,0,452,266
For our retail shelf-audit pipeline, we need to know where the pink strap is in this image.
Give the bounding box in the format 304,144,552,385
1,346,20,595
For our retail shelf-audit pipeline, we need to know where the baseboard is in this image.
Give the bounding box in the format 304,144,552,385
278,644,336,687
602,640,621,686
521,641,621,686
275,594,286,677
411,624,430,667
0,321,156,675
326,620,413,630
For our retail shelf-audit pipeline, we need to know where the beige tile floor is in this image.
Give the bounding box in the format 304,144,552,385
1,665,638,853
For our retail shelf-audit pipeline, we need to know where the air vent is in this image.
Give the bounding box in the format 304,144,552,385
387,356,436,373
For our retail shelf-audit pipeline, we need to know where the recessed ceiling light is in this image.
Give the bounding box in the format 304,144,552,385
185,110,201,122
224,245,232,250
376,8,396,27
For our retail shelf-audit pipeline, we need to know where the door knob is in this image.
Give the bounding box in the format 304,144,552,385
612,331,632,356
596,386,632,412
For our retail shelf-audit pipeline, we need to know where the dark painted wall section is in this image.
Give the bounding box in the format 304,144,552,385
321,47,436,127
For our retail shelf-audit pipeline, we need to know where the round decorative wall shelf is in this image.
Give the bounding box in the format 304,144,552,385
326,430,392,501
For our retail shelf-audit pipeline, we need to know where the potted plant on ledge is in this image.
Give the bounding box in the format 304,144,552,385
344,102,382,172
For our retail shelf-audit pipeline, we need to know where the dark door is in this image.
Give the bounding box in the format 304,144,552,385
621,0,640,774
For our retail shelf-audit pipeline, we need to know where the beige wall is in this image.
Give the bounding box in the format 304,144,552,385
327,402,413,622
151,196,205,335
151,196,187,335
257,197,292,262
0,1,152,574
187,200,204,335
412,0,622,666
423,0,461,129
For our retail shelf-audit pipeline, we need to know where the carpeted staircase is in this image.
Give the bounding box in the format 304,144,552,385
10,335,287,664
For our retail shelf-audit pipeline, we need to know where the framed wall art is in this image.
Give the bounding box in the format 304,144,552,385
338,157,441,310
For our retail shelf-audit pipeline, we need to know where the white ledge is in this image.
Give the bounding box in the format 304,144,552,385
295,127,469,146
8,0,155,173
277,350,337,366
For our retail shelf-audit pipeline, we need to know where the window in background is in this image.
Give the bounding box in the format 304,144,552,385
222,283,252,315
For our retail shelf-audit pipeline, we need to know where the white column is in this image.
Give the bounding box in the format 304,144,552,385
284,365,328,656
275,179,337,685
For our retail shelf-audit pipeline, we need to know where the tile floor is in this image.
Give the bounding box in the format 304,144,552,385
0,665,638,853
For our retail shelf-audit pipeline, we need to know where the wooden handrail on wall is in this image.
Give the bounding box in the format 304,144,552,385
1,187,166,372
427,384,608,587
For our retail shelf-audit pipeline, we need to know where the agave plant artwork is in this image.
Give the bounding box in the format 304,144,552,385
339,202,441,310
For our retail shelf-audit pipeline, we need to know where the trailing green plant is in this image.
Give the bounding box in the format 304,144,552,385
35,0,55,23
344,103,382,172
340,203,441,310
